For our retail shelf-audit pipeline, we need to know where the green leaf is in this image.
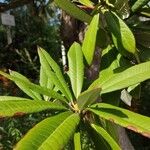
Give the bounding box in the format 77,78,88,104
96,28,109,49
74,132,81,150
0,71,67,103
40,66,47,87
101,61,150,94
10,71,42,100
86,123,111,150
91,123,121,150
82,14,99,65
39,66,54,101
16,112,80,150
77,88,101,110
68,42,84,98
89,46,120,90
40,66,53,90
29,83,67,103
55,0,92,23
88,103,150,138
38,113,80,150
0,96,32,101
132,0,149,12
15,111,72,150
0,100,67,118
38,47,73,101
104,11,136,55
79,0,94,7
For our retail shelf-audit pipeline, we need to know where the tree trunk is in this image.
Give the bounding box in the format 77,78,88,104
118,127,135,150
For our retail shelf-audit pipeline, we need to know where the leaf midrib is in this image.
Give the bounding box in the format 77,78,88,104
38,113,77,149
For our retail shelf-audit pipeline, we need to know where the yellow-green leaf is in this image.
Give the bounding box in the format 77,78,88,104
91,124,121,150
101,61,150,94
79,0,94,8
0,100,66,118
82,14,99,65
68,42,84,98
15,112,73,150
88,103,150,138
104,11,136,55
38,47,73,101
74,132,82,150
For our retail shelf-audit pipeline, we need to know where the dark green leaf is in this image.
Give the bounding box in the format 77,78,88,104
132,0,149,12
135,30,150,48
77,88,101,110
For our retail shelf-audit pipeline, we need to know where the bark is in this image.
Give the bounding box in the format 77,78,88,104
118,127,135,150
60,11,86,50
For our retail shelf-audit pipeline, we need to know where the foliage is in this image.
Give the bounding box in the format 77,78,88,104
0,0,150,149
0,44,150,149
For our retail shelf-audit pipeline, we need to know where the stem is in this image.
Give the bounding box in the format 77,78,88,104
134,50,140,64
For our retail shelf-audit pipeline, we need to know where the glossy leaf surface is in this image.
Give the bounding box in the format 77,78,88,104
0,71,66,103
10,71,42,100
68,42,84,98
82,14,99,65
88,103,150,138
40,66,54,90
15,112,73,150
38,47,73,101
90,61,150,94
91,123,121,150
0,100,66,118
105,11,136,54
101,61,150,94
